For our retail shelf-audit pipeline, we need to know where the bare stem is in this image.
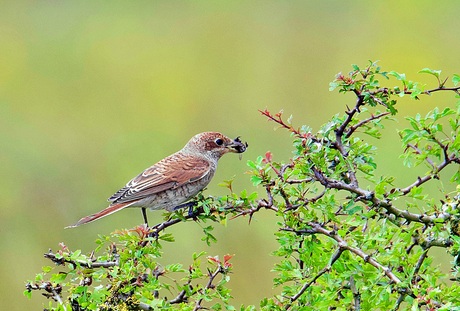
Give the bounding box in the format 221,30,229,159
193,266,224,311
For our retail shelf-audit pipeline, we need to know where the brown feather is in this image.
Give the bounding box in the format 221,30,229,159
108,154,211,204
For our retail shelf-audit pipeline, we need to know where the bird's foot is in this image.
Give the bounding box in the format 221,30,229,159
173,201,198,218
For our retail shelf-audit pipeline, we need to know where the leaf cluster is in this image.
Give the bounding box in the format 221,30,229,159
26,222,234,311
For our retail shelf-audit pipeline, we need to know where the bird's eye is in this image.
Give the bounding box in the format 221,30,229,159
215,138,224,146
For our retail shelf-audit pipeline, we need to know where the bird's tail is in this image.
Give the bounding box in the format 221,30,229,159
65,202,134,228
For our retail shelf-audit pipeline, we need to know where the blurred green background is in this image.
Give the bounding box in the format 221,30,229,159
1,1,459,309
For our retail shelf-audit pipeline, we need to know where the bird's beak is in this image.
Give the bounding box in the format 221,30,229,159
226,136,248,153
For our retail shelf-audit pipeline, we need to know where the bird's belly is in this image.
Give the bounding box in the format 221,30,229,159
131,183,204,211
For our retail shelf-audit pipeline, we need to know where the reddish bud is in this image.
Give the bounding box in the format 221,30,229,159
207,256,220,265
223,254,233,268
262,151,272,164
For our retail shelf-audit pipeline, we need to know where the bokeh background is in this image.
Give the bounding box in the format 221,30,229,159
1,1,459,309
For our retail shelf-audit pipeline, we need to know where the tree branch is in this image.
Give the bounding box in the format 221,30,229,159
311,167,457,225
44,250,119,268
345,112,391,138
399,152,456,195
411,85,460,96
286,247,343,308
350,275,361,311
193,266,224,311
25,282,63,304
308,222,403,285
405,143,436,169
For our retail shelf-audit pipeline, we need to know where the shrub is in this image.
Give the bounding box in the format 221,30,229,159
26,62,460,310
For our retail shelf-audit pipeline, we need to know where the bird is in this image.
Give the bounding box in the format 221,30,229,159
67,132,247,228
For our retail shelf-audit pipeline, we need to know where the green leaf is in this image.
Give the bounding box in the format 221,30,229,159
70,249,85,262
452,74,460,86
408,186,427,201
388,71,406,82
165,263,184,273
50,272,67,284
250,175,263,186
329,81,340,91
193,251,207,261
35,273,44,282
409,87,422,99
451,170,460,184
159,233,175,242
419,68,441,79
23,290,32,299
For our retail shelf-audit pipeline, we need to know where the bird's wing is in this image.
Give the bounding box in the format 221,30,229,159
108,154,211,204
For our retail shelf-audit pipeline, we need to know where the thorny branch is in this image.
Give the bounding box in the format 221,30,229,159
282,223,404,285
250,77,460,307
285,247,344,309
231,183,279,222
25,282,63,304
406,85,460,96
405,143,436,169
43,250,120,269
26,246,120,307
310,166,460,225
31,222,230,311
400,135,458,196
259,109,302,137
137,264,227,311
349,276,361,311
194,265,227,311
345,111,391,138
256,102,458,227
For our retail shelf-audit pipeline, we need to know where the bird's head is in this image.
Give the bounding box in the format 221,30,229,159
184,132,248,160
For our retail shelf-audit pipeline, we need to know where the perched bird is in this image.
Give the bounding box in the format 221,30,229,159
67,132,247,228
